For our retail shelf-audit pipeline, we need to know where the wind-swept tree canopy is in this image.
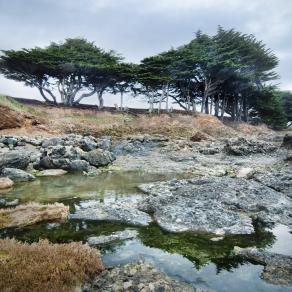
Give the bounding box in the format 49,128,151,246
0,38,121,105
0,27,287,128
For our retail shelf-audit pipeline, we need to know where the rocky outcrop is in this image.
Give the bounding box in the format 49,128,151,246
35,136,115,172
83,262,195,292
1,168,35,182
224,138,277,156
0,151,31,170
70,196,152,226
138,177,292,234
234,247,292,286
87,229,138,246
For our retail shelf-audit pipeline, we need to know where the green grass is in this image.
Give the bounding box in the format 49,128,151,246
0,95,42,116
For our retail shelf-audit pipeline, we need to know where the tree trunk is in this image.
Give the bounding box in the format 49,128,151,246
98,90,104,109
165,85,169,112
221,96,227,120
120,91,124,110
214,95,219,117
210,98,213,115
243,96,248,122
205,97,209,114
192,99,196,113
149,92,154,113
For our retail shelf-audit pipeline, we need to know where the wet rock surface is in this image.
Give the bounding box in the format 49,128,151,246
83,262,195,292
234,247,292,286
87,229,138,246
70,195,152,226
138,177,292,234
1,168,35,182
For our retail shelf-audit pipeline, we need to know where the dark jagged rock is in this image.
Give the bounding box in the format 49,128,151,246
234,247,292,286
82,149,116,167
1,168,35,182
224,138,277,156
0,151,31,170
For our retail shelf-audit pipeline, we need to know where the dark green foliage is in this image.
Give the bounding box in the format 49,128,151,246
0,38,122,105
0,28,286,127
279,91,292,122
249,87,287,129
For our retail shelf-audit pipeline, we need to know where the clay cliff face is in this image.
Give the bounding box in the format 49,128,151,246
0,105,24,130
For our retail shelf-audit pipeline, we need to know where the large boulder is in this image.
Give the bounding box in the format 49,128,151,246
83,149,116,167
0,151,31,170
1,168,35,182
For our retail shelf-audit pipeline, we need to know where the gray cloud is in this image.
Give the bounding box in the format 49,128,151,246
0,0,291,106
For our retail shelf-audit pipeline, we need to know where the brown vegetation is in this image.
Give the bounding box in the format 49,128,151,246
0,202,69,229
0,239,103,292
0,96,276,140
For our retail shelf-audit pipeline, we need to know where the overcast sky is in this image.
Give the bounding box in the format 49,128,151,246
0,0,291,107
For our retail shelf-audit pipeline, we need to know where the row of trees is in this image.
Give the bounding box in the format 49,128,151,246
0,27,289,127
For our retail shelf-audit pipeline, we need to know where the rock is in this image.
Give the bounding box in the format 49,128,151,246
210,237,224,242
96,136,111,150
70,195,152,226
1,168,35,182
5,199,19,207
68,159,90,172
234,247,292,286
36,169,68,176
83,149,116,167
0,151,31,170
138,177,292,234
41,137,64,148
0,202,69,229
282,133,292,150
87,229,138,246
0,177,14,189
224,138,277,156
254,166,292,197
190,131,210,142
79,136,98,152
83,262,195,292
236,167,254,178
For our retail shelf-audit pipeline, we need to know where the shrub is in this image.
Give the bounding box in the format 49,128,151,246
0,239,103,291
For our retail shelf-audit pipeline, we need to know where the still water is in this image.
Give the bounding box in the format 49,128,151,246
1,172,292,292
